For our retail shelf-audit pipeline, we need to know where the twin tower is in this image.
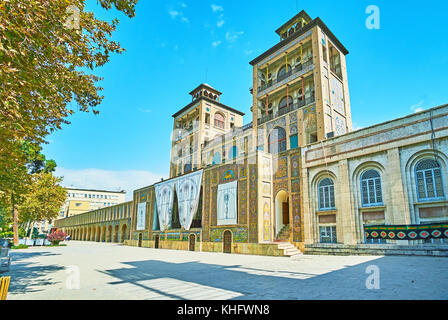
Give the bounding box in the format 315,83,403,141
169,10,352,179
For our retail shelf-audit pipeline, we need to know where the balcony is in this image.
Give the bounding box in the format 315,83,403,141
257,94,315,126
257,59,313,97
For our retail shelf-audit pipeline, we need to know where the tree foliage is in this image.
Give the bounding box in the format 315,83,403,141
0,0,138,195
18,172,67,223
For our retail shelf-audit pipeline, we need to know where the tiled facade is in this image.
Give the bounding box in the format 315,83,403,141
54,10,448,256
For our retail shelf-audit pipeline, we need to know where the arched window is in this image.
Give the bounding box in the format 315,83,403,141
214,113,225,129
278,96,293,111
228,146,238,160
277,64,292,80
415,159,445,200
361,170,383,206
318,178,335,210
268,127,287,154
212,152,221,165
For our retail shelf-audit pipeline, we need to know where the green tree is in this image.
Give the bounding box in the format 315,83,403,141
0,0,138,244
18,172,67,226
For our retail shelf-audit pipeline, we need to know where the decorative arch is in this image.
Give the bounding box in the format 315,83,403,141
404,149,448,222
214,112,225,129
268,126,287,154
278,96,293,111
277,64,292,79
352,161,386,209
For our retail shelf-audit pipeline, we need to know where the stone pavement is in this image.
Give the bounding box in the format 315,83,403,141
3,241,448,300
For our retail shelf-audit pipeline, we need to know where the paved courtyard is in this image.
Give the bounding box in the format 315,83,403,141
3,241,448,300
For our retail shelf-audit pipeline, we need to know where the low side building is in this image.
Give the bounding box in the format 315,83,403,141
302,105,448,255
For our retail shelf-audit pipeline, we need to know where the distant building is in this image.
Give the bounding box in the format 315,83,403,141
60,188,127,218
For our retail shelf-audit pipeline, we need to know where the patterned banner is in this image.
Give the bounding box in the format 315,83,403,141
155,170,203,232
365,223,448,241
175,170,203,231
217,181,238,226
155,180,175,232
136,202,146,231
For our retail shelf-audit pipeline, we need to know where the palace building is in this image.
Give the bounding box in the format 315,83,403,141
55,10,448,257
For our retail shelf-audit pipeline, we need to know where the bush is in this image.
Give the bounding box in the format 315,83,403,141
11,244,28,249
47,230,67,246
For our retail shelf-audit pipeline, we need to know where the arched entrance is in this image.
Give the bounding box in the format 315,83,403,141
91,227,96,242
275,190,290,240
154,234,159,249
189,234,196,251
138,233,143,247
121,224,127,242
96,226,101,242
223,230,232,254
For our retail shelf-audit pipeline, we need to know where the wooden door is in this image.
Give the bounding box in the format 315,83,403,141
154,235,159,249
282,202,290,225
189,234,195,251
223,231,232,254
138,233,142,247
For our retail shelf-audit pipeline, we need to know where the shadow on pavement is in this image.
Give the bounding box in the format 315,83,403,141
97,255,448,300
5,251,64,294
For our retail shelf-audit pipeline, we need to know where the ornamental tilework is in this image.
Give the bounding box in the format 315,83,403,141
238,180,248,224
365,223,448,241
249,165,258,243
239,165,248,179
210,227,248,243
291,179,300,193
290,124,298,135
202,171,211,242
266,116,287,131
292,193,302,242
220,165,237,183
274,180,289,195
304,106,317,133
274,157,288,180
289,112,298,124
291,154,300,178
211,186,218,226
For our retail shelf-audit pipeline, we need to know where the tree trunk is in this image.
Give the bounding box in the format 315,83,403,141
12,198,19,246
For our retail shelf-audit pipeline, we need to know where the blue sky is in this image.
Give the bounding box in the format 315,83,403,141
43,0,448,199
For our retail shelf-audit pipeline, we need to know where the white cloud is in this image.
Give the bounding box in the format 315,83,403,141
411,100,426,113
168,10,180,19
138,108,152,113
168,5,189,23
211,4,223,12
244,49,253,56
212,40,222,47
225,31,244,42
217,19,225,28
55,168,166,201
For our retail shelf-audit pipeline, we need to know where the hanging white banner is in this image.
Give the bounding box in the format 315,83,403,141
217,180,238,226
136,202,146,231
176,170,203,231
155,181,175,232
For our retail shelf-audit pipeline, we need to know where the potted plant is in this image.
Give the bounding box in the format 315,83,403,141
47,230,67,246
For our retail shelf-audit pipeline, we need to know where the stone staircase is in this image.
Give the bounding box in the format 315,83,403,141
276,224,291,241
277,242,303,258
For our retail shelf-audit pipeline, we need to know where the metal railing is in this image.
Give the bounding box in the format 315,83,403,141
258,59,313,93
257,94,315,125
